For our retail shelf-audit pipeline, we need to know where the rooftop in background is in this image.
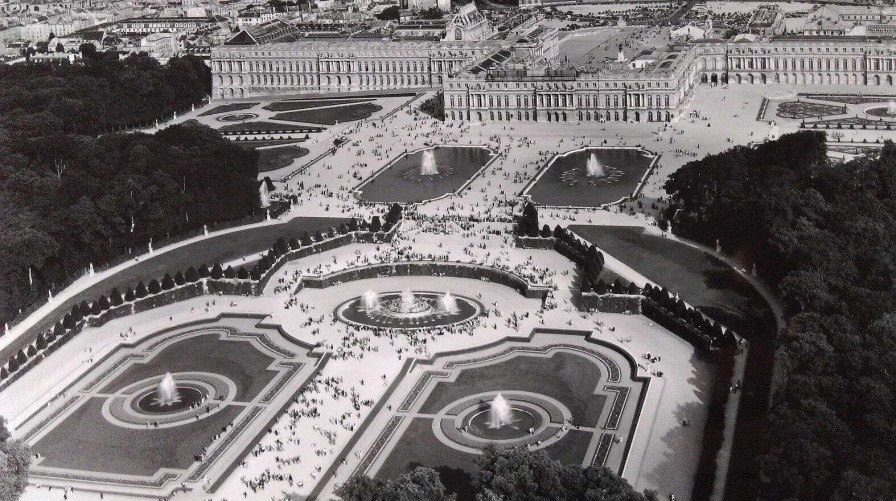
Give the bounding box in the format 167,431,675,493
556,26,673,73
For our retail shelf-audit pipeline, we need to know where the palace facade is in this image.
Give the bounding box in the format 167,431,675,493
211,13,896,123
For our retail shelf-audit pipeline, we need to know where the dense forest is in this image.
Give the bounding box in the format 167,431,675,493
0,54,259,326
665,131,896,500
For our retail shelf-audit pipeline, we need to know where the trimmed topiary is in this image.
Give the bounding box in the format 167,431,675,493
185,266,199,282
198,264,210,278
224,266,236,279
148,279,161,294
237,267,250,280
71,304,83,323
110,288,123,306
162,273,175,290
211,264,223,279
175,271,186,285
135,282,148,298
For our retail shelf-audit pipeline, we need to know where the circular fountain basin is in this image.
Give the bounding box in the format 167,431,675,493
466,406,539,440
136,385,206,414
335,291,482,330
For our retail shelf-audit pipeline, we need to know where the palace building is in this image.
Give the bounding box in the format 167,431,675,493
210,6,896,123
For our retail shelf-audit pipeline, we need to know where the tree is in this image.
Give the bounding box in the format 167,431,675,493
0,59,254,328
96,295,111,311
185,266,200,282
110,288,123,306
475,447,647,501
211,264,223,279
665,132,896,498
337,467,454,501
148,279,161,294
0,416,30,500
79,42,96,59
376,5,400,21
79,300,91,318
161,273,175,290
517,202,539,237
224,265,236,279
369,216,382,233
419,6,444,19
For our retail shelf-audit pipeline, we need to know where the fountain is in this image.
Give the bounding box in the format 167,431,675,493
888,100,896,114
487,394,514,429
420,150,439,176
585,153,606,177
439,291,459,314
362,289,380,312
400,289,417,312
157,372,178,406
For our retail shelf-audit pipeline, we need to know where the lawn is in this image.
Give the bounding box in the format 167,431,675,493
271,103,383,125
257,145,310,172
570,225,778,500
5,217,347,363
262,98,372,112
570,225,773,334
198,103,258,116
374,350,624,500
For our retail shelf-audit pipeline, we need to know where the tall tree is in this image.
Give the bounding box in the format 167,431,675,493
0,417,30,501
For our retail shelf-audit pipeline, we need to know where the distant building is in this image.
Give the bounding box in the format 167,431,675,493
21,20,83,41
801,5,896,36
236,6,277,28
671,22,711,42
140,32,179,59
747,5,785,36
58,29,105,51
113,16,221,36
444,2,494,41
394,19,448,39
